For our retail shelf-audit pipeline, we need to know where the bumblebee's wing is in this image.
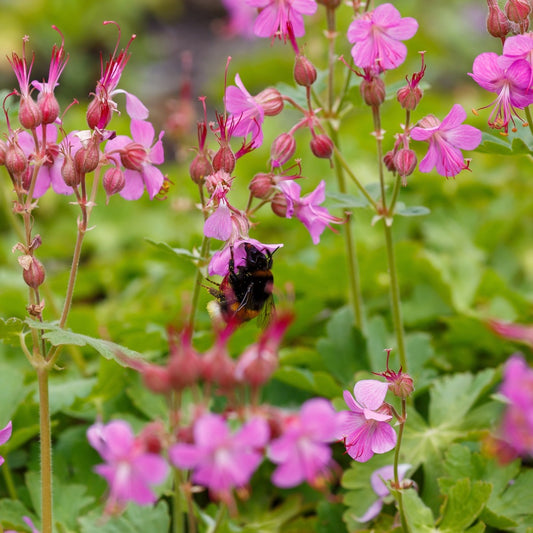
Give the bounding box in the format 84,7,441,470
257,293,275,329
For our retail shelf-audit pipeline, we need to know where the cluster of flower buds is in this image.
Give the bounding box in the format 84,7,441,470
487,0,531,40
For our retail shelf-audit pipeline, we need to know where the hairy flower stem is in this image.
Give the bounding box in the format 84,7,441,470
37,365,52,533
188,234,210,331
393,399,408,531
325,6,337,114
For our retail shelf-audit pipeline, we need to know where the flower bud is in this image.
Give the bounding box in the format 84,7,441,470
271,192,288,217
397,84,423,111
103,167,125,196
383,150,397,172
249,172,275,199
486,0,510,39
270,133,296,167
361,75,386,107
38,93,60,125
310,134,334,159
388,372,414,399
61,153,81,187
0,140,7,166
255,87,284,116
20,255,46,289
189,153,213,184
235,345,278,388
167,328,202,391
120,142,147,171
316,0,342,7
505,0,531,23
74,140,100,174
19,96,42,130
86,96,111,130
394,148,417,185
294,54,317,87
138,421,167,454
212,145,236,174
5,142,28,177
142,365,172,394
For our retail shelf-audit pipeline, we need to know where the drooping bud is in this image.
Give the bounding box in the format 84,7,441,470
388,371,414,399
397,84,423,111
86,96,111,131
310,134,334,159
19,255,46,289
142,364,172,394
0,140,6,166
19,96,42,130
249,172,275,199
120,142,147,171
394,148,417,185
255,87,284,116
505,0,531,23
38,92,60,125
360,75,386,107
189,153,213,184
271,193,288,217
270,132,296,167
5,142,28,177
74,138,100,174
383,149,397,172
212,145,236,174
103,167,125,197
61,153,81,187
486,0,511,40
138,421,167,455
166,327,202,391
294,54,317,87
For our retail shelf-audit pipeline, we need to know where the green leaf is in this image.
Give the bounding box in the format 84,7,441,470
0,363,30,424
395,202,431,217
402,488,435,531
26,320,145,367
438,478,492,531
476,129,533,155
326,191,369,209
0,499,37,530
0,317,24,346
45,377,97,415
145,239,203,263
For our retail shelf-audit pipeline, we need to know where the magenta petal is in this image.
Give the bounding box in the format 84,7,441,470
253,5,279,37
235,417,270,448
169,443,204,469
358,499,384,522
123,91,149,120
0,421,12,445
440,104,467,131
292,0,318,16
142,165,165,200
271,459,304,488
134,454,169,484
353,380,389,410
150,135,165,165
120,169,145,200
195,414,229,448
131,119,155,147
444,124,482,150
417,142,439,173
343,390,361,412
471,52,503,92
370,422,397,454
204,203,234,241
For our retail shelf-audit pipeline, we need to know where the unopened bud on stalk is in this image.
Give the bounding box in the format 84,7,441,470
487,0,510,39
61,153,81,187
38,93,60,125
74,139,100,174
394,148,417,185
271,193,288,217
5,142,28,177
255,87,284,116
397,84,423,111
316,0,342,7
361,75,386,107
0,141,6,166
294,54,317,87
505,0,531,23
189,153,213,184
120,143,146,171
142,365,171,394
103,167,125,196
212,145,236,174
19,96,42,130
249,172,275,199
383,150,397,172
271,132,296,167
310,134,334,159
20,255,46,289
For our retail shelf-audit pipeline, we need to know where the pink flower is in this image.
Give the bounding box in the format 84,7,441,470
221,0,257,39
357,464,411,522
86,22,148,130
339,380,397,462
247,0,317,39
489,319,533,346
278,180,343,244
0,421,13,467
347,3,418,71
225,74,264,148
469,52,533,132
268,398,345,488
409,104,482,178
499,33,533,73
169,414,269,498
87,420,168,511
105,119,165,200
499,355,533,457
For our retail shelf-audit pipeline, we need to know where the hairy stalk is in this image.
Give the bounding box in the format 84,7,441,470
325,6,337,114
188,234,210,331
526,106,533,137
1,460,18,500
393,399,408,531
37,365,52,533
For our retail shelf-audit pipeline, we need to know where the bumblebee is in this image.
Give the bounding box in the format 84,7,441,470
208,243,276,324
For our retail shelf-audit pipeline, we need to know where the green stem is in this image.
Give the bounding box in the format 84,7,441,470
525,106,533,137
37,365,52,533
173,467,184,533
383,221,407,371
1,459,18,500
208,504,227,533
393,399,408,531
188,235,210,331
325,7,336,114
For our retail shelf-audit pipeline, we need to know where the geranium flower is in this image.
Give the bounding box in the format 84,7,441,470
268,398,345,488
105,119,165,200
469,52,533,132
410,104,482,178
0,421,13,467
339,380,397,462
278,180,343,244
246,0,317,39
87,420,168,512
347,3,418,71
221,0,257,39
169,414,269,499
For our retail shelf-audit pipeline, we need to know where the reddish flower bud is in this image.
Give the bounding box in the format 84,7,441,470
167,328,202,390
394,148,417,184
383,150,397,172
142,364,172,394
19,96,42,130
294,54,317,87
74,140,100,174
103,167,125,197
38,93,60,125
270,132,296,167
486,0,510,39
316,0,342,7
271,192,288,217
5,142,28,177
138,421,167,455
505,0,531,23
0,140,6,166
120,142,147,171
389,372,414,399
249,172,275,199
255,87,284,116
397,84,423,111
189,153,213,184
61,153,81,187
360,75,386,107
310,134,334,159
86,96,111,130
212,145,236,174
235,344,278,388
19,255,45,289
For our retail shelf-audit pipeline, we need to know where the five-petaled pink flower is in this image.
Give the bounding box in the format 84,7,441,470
347,3,418,71
225,74,265,148
87,419,168,511
105,119,165,200
246,0,317,39
339,379,397,462
278,180,342,244
0,420,13,467
222,0,257,39
268,398,346,488
499,355,533,457
410,104,482,178
469,52,533,132
357,464,411,522
169,414,269,499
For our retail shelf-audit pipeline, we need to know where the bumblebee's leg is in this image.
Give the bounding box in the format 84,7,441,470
229,244,235,274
